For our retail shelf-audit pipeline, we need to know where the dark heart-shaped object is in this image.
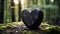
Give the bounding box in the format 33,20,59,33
21,8,43,29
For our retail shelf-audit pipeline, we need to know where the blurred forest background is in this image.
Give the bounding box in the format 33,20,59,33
0,0,60,34
0,0,60,25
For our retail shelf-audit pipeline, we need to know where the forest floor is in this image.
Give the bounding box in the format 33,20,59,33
0,22,60,34
5,25,47,34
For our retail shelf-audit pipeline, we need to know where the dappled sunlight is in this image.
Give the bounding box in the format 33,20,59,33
21,0,25,10
50,0,54,2
21,0,25,5
13,0,19,4
12,21,25,26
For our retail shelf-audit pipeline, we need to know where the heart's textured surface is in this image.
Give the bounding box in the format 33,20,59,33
21,8,43,29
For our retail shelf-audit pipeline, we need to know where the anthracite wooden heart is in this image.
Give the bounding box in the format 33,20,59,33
21,8,43,30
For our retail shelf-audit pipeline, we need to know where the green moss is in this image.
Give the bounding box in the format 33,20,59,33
0,23,60,34
45,27,60,34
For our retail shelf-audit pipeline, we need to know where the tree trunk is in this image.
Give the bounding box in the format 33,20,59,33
4,0,12,23
11,0,15,22
0,0,4,23
18,0,22,21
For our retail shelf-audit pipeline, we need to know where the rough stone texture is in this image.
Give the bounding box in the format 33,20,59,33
21,8,43,29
